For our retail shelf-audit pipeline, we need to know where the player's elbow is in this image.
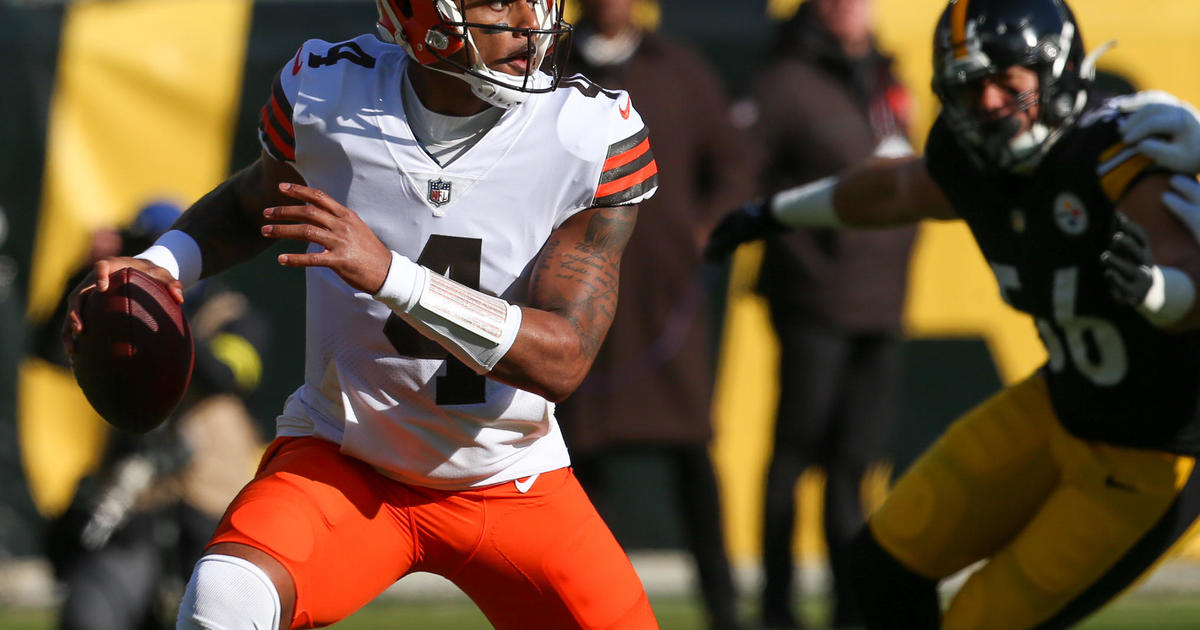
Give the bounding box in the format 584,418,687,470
526,362,589,403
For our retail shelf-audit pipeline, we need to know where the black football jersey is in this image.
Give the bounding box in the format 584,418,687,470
924,97,1200,454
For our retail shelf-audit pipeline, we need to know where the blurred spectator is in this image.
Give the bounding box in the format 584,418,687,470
742,1,917,628
555,1,756,629
38,202,268,630
0,203,43,558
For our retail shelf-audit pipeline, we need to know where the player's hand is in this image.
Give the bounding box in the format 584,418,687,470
1100,212,1155,306
1163,174,1200,246
703,199,786,261
262,182,392,293
62,257,184,355
1119,94,1200,173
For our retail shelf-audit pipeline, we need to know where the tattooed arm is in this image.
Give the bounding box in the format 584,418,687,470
177,153,306,277
490,204,638,402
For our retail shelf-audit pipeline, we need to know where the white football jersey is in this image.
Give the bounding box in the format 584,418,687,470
256,35,657,489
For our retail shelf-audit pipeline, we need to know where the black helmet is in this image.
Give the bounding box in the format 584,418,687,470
932,0,1098,171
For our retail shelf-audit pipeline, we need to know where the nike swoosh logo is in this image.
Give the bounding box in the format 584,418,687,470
1105,475,1137,492
619,97,631,120
515,474,539,493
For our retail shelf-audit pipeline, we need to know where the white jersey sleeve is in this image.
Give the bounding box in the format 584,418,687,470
554,74,659,220
258,37,382,163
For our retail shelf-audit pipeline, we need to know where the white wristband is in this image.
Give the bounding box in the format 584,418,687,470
373,250,522,374
770,176,841,228
1139,265,1196,327
373,251,428,312
133,230,202,286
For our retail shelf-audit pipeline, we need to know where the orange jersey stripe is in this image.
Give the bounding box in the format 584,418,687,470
269,94,294,137
260,106,295,161
595,159,658,199
603,138,651,172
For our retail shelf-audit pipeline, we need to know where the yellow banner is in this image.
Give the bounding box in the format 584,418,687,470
22,0,251,516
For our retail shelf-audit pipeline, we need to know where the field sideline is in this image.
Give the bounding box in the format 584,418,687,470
2,553,1199,628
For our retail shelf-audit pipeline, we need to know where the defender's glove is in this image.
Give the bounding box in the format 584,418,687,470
703,200,787,261
1119,93,1200,173
1100,212,1155,306
1100,210,1197,327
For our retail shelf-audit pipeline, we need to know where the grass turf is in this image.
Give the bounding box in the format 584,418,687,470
3,594,1200,629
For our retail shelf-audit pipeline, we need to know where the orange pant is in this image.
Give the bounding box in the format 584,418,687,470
209,436,658,629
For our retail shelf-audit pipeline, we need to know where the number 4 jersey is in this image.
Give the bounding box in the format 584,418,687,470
924,95,1200,455
256,36,657,489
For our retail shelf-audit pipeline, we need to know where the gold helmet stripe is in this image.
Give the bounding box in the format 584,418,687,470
951,0,972,59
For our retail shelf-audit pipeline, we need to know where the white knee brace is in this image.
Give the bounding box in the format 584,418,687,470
177,554,282,630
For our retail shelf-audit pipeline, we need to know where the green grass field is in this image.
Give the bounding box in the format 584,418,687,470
3,593,1199,629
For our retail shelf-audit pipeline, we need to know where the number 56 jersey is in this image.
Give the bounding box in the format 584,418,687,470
256,36,657,489
924,96,1200,455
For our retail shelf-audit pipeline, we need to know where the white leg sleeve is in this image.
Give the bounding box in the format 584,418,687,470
177,554,282,630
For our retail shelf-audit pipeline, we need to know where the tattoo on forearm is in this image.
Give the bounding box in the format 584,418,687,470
532,205,636,358
174,164,274,277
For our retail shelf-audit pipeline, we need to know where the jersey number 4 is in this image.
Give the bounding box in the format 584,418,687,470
383,235,487,405
994,264,1127,386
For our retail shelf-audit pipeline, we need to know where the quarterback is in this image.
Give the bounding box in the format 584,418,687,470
64,0,660,628
707,0,1200,628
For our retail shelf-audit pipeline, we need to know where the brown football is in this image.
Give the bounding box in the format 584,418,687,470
71,267,194,433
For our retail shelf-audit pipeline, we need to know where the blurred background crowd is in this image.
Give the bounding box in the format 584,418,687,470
1,0,1200,628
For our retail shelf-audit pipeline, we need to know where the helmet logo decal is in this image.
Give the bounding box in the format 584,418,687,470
1053,192,1088,236
429,178,453,208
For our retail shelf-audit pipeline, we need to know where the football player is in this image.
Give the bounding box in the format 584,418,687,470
63,1,661,629
706,0,1200,628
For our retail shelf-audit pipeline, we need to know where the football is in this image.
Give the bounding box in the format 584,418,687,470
71,267,194,433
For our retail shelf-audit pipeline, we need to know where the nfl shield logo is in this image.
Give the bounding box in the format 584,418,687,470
428,179,452,207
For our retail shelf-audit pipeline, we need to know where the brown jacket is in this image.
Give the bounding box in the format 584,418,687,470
556,31,756,450
752,6,917,332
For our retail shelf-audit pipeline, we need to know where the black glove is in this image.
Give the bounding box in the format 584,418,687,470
703,199,788,261
1100,212,1155,306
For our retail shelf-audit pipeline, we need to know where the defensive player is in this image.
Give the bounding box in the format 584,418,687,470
706,0,1200,628
63,1,661,628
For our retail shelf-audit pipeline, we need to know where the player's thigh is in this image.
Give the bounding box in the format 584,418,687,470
870,374,1061,579
943,435,1200,630
208,436,414,628
451,469,657,630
